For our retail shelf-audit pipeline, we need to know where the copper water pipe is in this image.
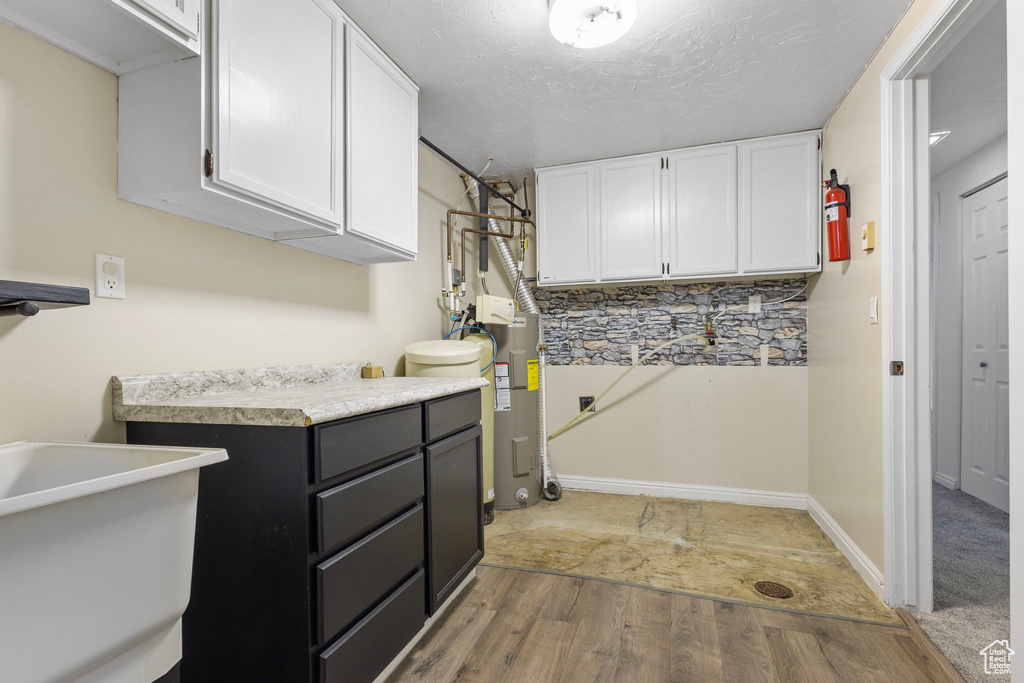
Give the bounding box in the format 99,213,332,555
446,208,534,262
446,208,534,281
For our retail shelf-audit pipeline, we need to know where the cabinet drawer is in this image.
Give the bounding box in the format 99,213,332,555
317,404,422,482
320,569,427,683
424,391,481,443
317,453,424,554
317,505,424,644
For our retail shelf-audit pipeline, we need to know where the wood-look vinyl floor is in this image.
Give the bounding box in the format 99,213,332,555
388,566,955,683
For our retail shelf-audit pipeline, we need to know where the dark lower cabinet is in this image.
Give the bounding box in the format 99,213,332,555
426,425,484,612
126,390,482,683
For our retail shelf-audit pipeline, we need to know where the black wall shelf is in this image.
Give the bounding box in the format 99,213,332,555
0,279,90,317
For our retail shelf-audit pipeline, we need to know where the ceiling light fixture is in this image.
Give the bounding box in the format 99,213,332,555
929,130,951,146
548,0,637,49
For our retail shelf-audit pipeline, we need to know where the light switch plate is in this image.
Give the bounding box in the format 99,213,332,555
869,296,879,324
95,254,125,299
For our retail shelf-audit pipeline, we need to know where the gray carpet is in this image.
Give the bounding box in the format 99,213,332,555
912,482,1010,682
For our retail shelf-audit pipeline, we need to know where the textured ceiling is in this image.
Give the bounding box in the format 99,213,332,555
928,0,1006,178
337,0,912,177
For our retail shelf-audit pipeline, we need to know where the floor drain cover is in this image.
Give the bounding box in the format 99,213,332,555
754,581,794,599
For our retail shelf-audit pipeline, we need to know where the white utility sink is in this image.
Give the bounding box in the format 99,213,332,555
0,441,227,683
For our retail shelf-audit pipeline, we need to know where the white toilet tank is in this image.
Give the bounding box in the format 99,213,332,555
0,441,227,683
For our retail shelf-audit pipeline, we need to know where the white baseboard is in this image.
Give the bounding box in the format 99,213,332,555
806,495,884,599
557,474,807,510
933,472,958,490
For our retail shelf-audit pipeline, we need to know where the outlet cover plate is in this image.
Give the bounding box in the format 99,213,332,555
95,253,125,299
748,295,762,314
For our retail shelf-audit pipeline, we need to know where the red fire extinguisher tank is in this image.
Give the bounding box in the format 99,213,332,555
823,169,851,262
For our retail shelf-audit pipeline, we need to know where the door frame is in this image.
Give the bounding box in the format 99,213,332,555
879,0,1000,611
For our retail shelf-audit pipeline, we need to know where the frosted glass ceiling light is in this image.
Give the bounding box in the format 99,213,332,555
548,0,637,49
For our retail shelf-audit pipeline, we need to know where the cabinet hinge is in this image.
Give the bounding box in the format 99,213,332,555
203,149,213,177
817,253,821,265
197,13,201,34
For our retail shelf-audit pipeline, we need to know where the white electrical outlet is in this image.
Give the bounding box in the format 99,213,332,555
748,295,762,314
630,344,639,365
95,254,125,299
760,345,769,367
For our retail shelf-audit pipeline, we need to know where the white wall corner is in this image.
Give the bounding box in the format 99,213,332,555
558,475,807,510
806,495,884,600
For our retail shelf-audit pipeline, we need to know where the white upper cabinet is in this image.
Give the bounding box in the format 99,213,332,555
599,156,663,281
212,0,344,228
665,146,737,277
535,131,820,286
738,133,820,273
118,0,420,264
536,164,598,285
0,0,199,74
345,26,419,257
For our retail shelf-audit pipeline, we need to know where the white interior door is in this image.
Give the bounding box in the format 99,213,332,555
960,177,1009,512
599,156,662,280
212,0,344,228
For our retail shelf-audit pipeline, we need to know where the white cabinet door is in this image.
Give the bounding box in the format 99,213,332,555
346,26,419,257
129,0,198,41
599,156,662,280
738,133,820,273
665,146,737,277
536,165,598,285
211,0,344,229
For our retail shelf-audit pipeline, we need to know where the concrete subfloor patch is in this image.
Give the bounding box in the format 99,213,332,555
484,490,901,625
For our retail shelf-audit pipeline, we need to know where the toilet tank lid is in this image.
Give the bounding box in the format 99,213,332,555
405,339,481,364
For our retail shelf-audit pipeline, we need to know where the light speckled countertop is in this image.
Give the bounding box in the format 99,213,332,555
112,362,487,427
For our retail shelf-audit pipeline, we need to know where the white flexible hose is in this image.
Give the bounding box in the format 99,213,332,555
547,333,706,441
464,181,561,494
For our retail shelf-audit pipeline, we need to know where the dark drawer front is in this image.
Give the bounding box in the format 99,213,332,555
318,505,424,644
317,404,422,482
317,453,424,554
424,391,481,443
320,569,427,683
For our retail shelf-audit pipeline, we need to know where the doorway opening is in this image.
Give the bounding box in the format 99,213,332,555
881,0,1008,678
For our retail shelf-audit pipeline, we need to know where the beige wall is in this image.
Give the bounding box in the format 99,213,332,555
545,365,809,494
808,0,939,571
0,23,463,445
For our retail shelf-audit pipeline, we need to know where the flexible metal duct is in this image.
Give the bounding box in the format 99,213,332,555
466,181,561,499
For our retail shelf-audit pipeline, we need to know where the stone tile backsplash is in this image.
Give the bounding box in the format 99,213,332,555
535,279,808,367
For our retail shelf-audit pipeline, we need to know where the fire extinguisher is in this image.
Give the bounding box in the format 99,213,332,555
822,169,851,262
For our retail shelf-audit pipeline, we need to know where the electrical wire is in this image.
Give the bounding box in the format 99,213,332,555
444,325,498,372
710,282,809,324
547,332,706,441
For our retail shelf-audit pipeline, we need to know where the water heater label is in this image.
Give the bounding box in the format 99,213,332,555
527,360,539,391
495,388,511,412
509,316,527,328
494,362,512,411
